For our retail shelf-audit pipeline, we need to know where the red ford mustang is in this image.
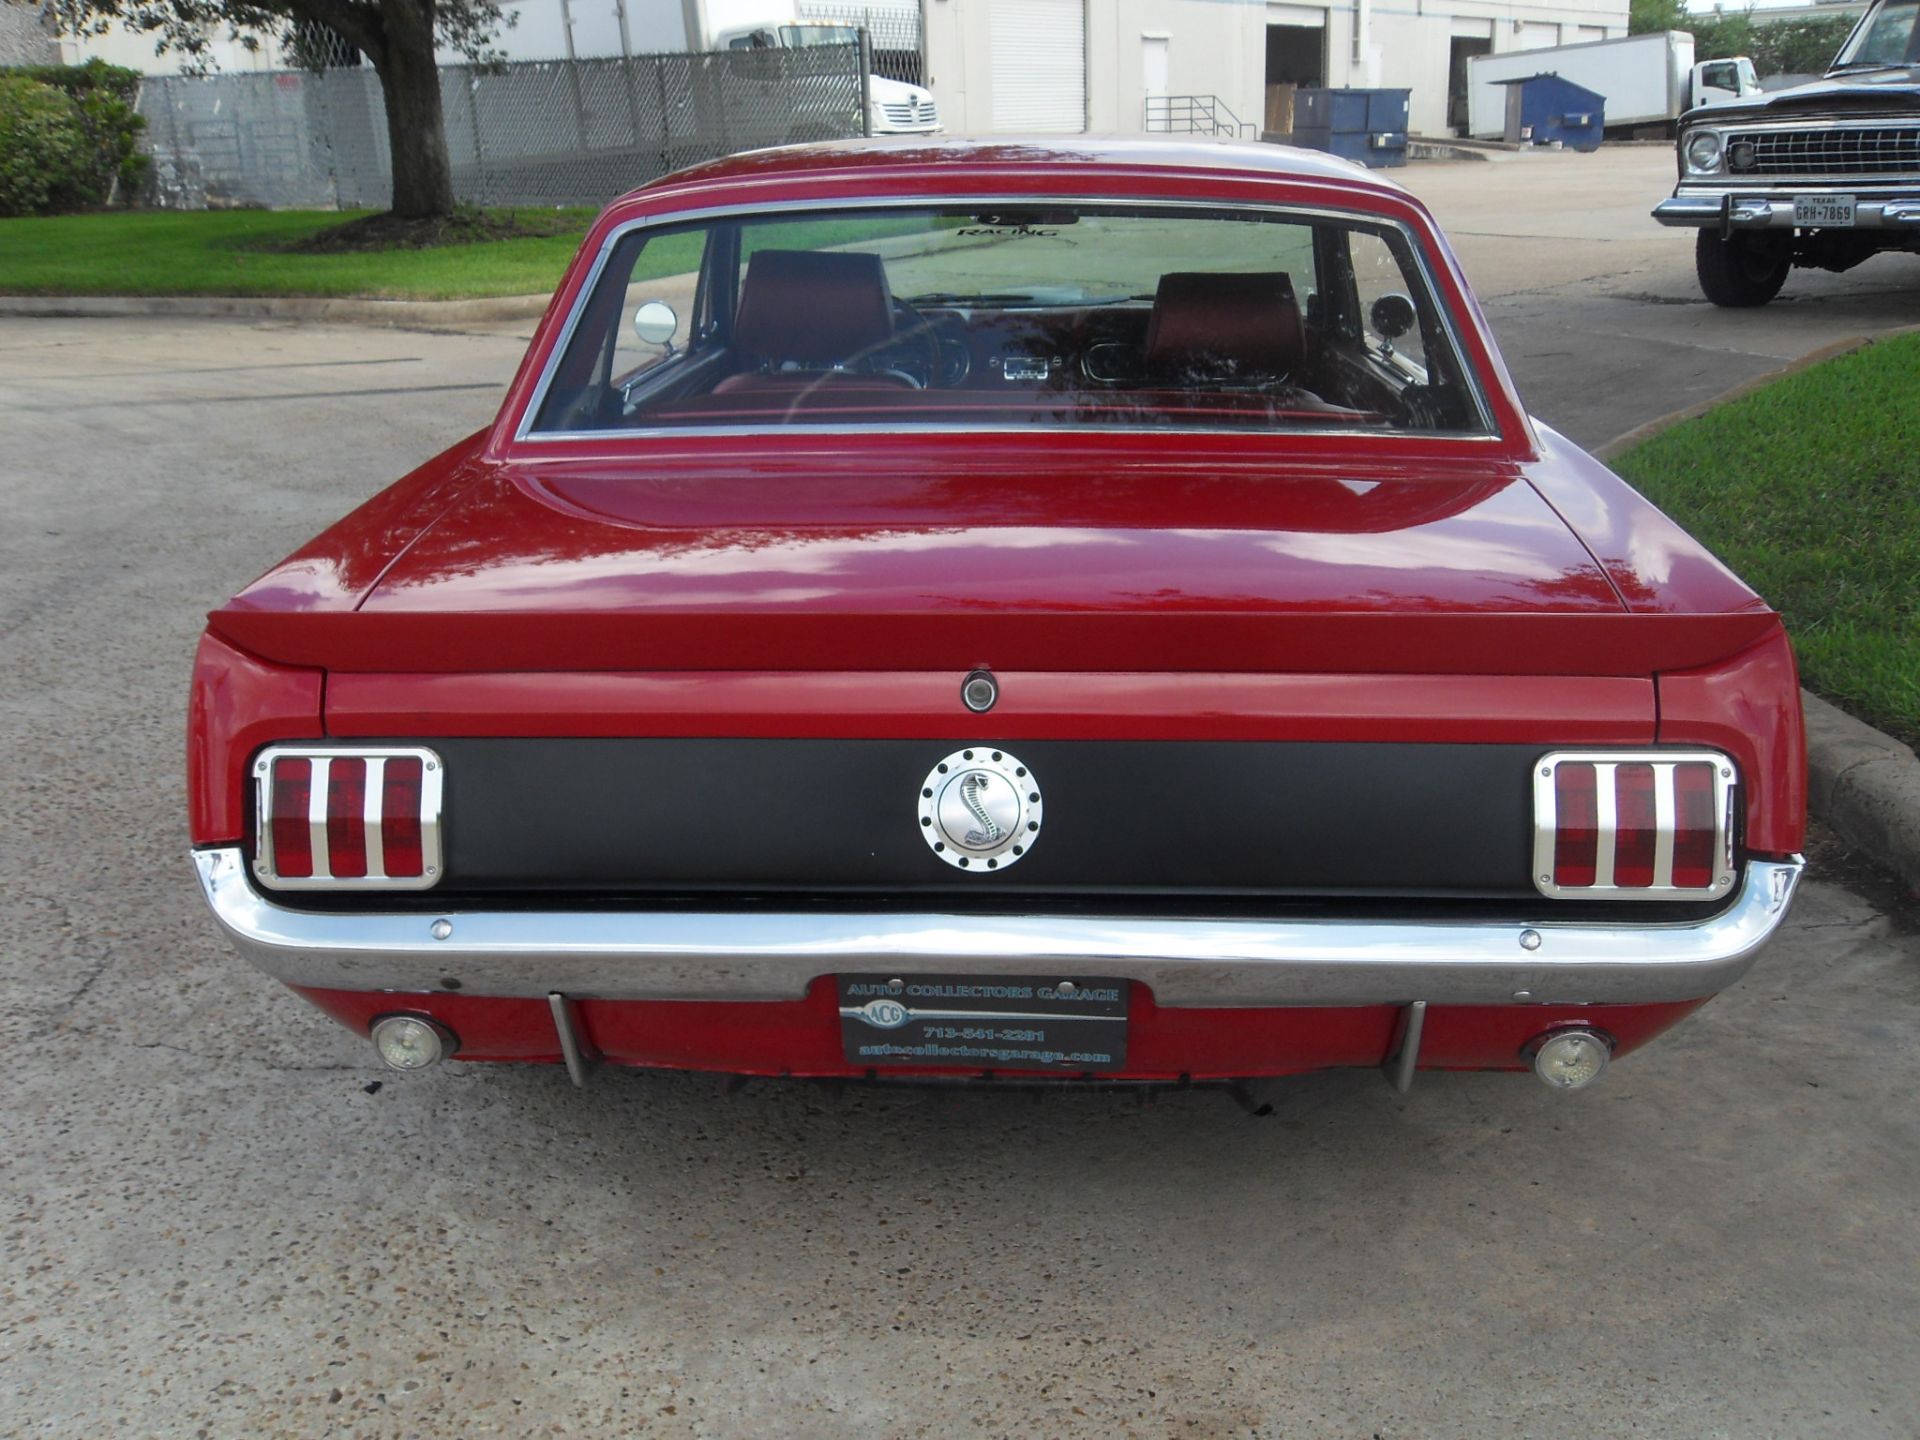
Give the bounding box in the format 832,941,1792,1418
189,139,1805,1093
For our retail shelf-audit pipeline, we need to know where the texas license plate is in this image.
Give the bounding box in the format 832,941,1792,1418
838,974,1129,1073
1793,194,1856,227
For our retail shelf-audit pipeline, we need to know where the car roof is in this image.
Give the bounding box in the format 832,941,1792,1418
615,135,1413,207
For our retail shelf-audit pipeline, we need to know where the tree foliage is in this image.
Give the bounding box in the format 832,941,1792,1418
43,0,506,74
43,0,513,216
0,75,93,216
1695,11,1856,74
7,59,150,198
0,61,149,213
1632,0,1855,76
1629,0,1689,35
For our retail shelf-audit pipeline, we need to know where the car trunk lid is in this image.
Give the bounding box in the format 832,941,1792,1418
209,449,1777,675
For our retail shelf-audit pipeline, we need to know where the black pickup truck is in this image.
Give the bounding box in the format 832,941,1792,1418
1654,0,1920,305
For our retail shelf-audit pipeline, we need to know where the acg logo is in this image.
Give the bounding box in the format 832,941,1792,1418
859,999,910,1029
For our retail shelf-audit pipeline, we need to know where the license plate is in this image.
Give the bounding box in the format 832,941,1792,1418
1793,194,1856,227
838,973,1129,1074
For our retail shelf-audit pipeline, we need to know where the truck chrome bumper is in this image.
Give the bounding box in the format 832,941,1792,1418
1654,192,1920,229
193,847,1804,1008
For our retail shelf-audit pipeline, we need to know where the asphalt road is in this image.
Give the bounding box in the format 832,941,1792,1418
1401,146,1920,445
5,147,1920,1438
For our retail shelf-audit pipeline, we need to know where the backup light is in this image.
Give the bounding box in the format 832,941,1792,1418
371,1015,454,1071
253,746,443,890
1529,1029,1612,1090
1533,751,1736,900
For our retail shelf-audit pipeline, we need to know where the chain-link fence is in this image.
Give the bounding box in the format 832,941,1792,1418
797,1,924,86
137,44,864,211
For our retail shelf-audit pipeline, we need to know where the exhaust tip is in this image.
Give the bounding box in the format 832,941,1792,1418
1528,1028,1612,1091
370,1014,456,1072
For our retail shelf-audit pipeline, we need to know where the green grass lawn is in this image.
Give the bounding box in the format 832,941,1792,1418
0,209,947,301
1611,332,1920,750
0,209,599,300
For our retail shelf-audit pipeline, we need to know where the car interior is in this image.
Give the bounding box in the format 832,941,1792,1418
530,209,1487,436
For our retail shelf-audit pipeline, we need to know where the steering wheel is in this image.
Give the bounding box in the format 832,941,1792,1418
851,300,943,389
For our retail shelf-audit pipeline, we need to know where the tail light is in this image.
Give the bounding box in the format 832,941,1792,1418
252,746,443,890
1533,751,1736,900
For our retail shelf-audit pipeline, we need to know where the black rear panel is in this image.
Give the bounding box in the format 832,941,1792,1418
427,739,1538,899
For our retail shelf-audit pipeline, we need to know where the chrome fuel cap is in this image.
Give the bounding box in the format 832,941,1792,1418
917,748,1041,871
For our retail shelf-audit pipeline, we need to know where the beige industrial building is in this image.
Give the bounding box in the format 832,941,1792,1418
923,0,1630,140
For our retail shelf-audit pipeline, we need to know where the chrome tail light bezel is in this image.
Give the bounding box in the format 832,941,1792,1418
251,745,445,891
1532,750,1738,902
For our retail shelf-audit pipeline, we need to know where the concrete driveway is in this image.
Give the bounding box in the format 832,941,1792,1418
4,147,1920,1438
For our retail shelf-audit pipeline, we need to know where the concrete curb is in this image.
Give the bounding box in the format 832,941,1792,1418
0,293,553,327
1595,328,1920,892
1802,692,1920,894
1407,140,1498,163
1593,333,1880,463
1594,320,1920,463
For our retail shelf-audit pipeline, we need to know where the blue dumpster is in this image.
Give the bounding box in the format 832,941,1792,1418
1295,89,1371,133
1366,89,1410,133
1290,87,1411,169
1492,74,1605,152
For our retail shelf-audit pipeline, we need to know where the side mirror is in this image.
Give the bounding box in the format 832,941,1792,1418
633,300,679,347
1369,292,1417,342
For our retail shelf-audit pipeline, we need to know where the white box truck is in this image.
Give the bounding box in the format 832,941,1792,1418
1466,32,1760,140
706,2,939,136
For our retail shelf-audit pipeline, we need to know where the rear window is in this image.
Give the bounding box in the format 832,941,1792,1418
528,204,1490,437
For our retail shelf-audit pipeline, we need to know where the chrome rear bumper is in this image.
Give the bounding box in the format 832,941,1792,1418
193,847,1803,1008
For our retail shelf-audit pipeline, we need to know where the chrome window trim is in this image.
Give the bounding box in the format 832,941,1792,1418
514,419,1507,448
511,193,1500,446
254,745,445,892
192,847,1802,1008
1532,750,1738,902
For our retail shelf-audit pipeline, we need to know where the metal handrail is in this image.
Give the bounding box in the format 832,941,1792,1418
1144,94,1254,138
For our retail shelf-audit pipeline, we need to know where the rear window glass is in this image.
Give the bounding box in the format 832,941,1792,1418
529,204,1489,437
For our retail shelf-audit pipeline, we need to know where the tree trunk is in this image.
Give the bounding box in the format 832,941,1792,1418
373,3,456,218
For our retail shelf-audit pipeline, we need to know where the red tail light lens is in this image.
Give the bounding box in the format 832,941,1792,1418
1551,763,1598,888
255,747,441,890
268,757,313,879
1671,763,1718,889
1611,763,1658,888
381,756,425,878
1535,752,1734,900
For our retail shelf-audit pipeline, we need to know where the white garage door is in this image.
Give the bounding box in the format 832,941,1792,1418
990,0,1086,132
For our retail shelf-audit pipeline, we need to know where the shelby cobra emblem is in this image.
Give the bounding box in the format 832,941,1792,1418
917,748,1042,871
